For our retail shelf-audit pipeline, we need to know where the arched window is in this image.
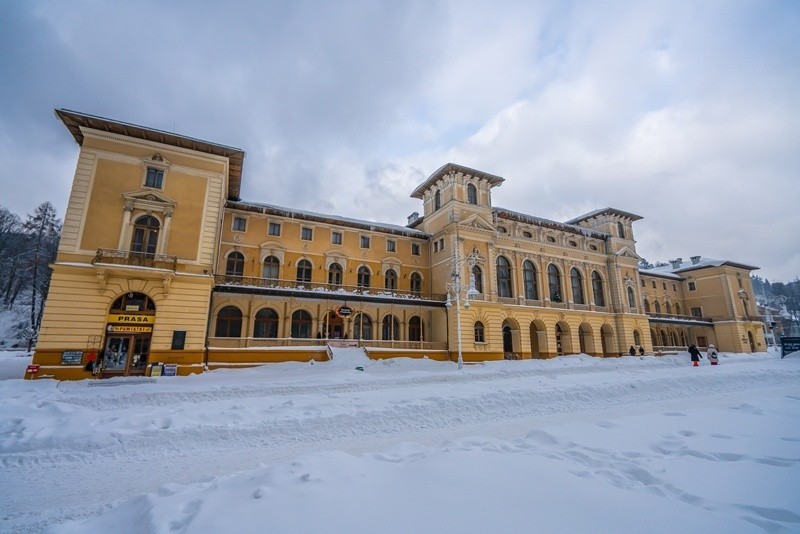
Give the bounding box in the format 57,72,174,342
354,313,373,340
634,330,641,346
111,292,155,312
434,190,441,210
290,310,312,338
131,215,160,256
385,269,397,291
296,259,312,283
617,222,625,239
410,272,422,295
357,266,371,288
409,316,423,341
472,265,483,294
263,256,280,280
570,268,584,304
654,301,661,313
627,287,636,309
675,303,682,315
254,308,279,338
215,306,242,337
226,251,245,276
666,302,672,314
328,263,343,287
644,299,651,312
496,256,513,298
523,260,538,300
474,321,485,343
381,315,399,340
548,264,562,302
467,183,477,205
591,271,605,307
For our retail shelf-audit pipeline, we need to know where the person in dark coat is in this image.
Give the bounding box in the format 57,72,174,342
688,344,702,367
638,346,645,356
629,346,636,356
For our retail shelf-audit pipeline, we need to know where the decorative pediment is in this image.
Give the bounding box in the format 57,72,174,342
615,246,642,260
459,213,496,232
260,241,287,263
323,249,348,270
122,189,177,214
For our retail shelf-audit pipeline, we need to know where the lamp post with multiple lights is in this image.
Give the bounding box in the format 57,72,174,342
445,245,480,370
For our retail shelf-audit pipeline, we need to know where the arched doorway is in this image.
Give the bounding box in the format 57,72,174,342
600,324,615,357
529,320,547,359
555,321,572,356
502,318,520,359
103,292,156,377
748,331,755,352
578,323,595,355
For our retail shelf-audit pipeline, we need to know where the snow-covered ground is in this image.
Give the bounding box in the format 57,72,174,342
1,348,799,533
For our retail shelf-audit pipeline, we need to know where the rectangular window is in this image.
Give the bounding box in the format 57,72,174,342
688,281,696,291
411,243,420,256
268,222,281,236
386,240,396,253
691,307,703,317
673,284,677,292
145,167,164,189
433,241,439,253
361,236,370,249
301,227,313,241
232,217,247,232
651,281,656,288
331,231,342,245
641,279,645,287
662,282,667,290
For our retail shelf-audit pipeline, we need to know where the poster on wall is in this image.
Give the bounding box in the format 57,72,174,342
61,351,83,365
162,364,178,376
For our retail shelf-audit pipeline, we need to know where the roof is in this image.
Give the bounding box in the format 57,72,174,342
494,207,609,239
55,109,246,201
410,163,504,199
641,257,760,276
228,200,431,239
565,207,643,225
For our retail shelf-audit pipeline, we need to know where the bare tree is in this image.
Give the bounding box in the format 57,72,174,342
22,202,61,351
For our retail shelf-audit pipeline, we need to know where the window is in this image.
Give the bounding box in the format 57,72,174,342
688,281,696,291
568,240,577,248
353,313,373,340
434,190,441,210
331,231,342,245
328,263,343,287
434,238,444,253
145,167,164,189
546,236,556,243
662,282,667,290
589,244,597,251
666,302,672,314
381,315,400,340
386,240,396,253
523,260,538,300
634,330,641,346
466,183,478,205
654,301,661,313
301,227,313,241
675,303,682,315
409,316,423,341
591,271,605,307
496,256,513,298
254,308,279,338
691,307,703,317
215,306,242,337
672,284,677,292
361,236,371,249
641,279,645,287
357,266,371,288
384,269,397,291
131,215,160,256
268,222,281,236
652,281,656,288
617,222,625,238
410,272,422,295
232,217,247,232
225,251,244,276
570,268,584,305
472,265,483,294
627,287,636,309
498,227,507,234
296,259,312,284
263,256,280,280
548,264,562,302
411,243,420,256
291,310,312,338
644,300,651,312
474,321,485,343
523,231,532,238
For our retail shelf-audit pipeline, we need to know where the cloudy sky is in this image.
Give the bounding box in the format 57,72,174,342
1,1,798,282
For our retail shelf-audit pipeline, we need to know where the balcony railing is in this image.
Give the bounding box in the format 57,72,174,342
646,312,713,323
207,337,447,351
93,249,178,270
214,274,447,302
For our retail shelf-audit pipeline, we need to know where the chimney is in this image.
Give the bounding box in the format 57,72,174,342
670,258,682,269
690,255,701,265
407,212,420,225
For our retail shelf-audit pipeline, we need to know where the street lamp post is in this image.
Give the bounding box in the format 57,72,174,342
445,247,480,370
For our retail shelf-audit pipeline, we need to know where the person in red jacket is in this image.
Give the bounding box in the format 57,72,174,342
688,345,702,367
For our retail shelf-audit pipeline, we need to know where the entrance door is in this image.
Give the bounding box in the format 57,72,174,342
103,335,150,376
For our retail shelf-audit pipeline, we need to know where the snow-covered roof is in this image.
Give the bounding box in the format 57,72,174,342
565,207,643,224
494,207,609,239
641,257,760,277
228,200,431,239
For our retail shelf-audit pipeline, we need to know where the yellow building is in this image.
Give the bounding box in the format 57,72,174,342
28,110,765,379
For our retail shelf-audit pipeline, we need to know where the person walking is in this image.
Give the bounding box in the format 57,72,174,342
707,344,719,365
688,344,702,367
629,346,636,356
638,346,645,356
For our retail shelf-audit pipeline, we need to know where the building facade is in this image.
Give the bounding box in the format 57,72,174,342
28,110,766,379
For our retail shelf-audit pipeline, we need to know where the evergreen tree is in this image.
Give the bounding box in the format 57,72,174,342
22,202,61,351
